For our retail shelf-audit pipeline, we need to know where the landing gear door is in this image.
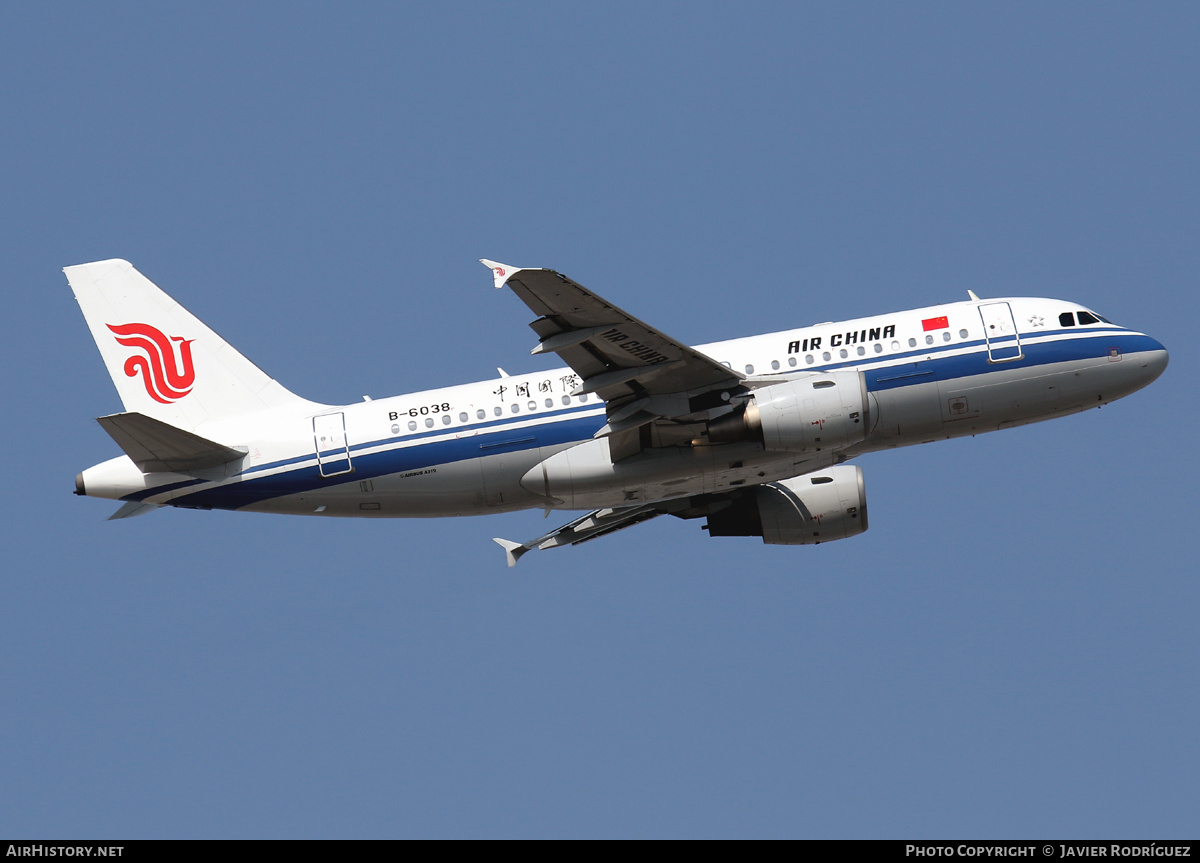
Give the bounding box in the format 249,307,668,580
313,412,353,477
979,302,1023,363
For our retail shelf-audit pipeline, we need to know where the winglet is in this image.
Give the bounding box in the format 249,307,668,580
492,537,529,567
480,259,520,289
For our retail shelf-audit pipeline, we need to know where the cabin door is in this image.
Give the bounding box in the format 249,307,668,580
313,412,353,477
979,302,1023,363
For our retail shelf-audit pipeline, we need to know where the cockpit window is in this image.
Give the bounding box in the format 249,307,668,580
1077,311,1100,325
1059,312,1076,327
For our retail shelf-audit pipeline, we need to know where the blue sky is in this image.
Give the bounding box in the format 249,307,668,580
1,2,1197,838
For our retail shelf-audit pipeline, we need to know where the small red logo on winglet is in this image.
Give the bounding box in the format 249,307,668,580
494,267,506,278
108,323,196,403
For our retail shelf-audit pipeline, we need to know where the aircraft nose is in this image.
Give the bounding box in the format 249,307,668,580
1144,338,1169,383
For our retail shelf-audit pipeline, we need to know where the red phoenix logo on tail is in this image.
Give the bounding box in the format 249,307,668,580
107,323,196,403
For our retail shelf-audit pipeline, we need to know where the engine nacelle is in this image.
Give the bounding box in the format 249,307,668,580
705,464,868,545
708,370,870,453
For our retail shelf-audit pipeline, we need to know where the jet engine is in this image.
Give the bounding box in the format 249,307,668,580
704,464,868,545
706,370,870,453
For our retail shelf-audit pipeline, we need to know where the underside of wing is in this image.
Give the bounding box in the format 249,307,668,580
494,463,870,566
493,503,671,566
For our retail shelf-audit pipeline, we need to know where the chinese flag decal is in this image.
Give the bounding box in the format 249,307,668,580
922,316,949,331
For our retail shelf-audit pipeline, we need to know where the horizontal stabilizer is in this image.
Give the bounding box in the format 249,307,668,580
108,501,162,520
97,412,246,474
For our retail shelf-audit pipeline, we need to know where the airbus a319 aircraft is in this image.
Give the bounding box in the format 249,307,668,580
67,258,1167,565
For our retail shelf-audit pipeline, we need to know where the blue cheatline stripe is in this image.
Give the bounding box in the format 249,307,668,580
353,401,603,452
165,412,606,510
122,477,206,503
240,402,604,477
864,332,1157,391
146,331,1160,511
778,326,1126,374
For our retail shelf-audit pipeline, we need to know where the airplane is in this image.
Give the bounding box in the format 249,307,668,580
66,258,1168,565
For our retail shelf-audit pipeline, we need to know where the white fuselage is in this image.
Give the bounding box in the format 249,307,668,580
77,296,1168,517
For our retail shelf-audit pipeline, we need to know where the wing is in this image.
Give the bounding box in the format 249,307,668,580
490,483,781,566
491,466,861,566
484,259,750,459
483,259,744,421
493,503,670,566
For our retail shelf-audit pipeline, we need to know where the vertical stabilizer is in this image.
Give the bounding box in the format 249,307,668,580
65,259,313,430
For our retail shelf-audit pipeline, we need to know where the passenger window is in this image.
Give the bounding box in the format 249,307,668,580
425,417,434,428
925,334,934,345
561,395,571,405
873,343,883,354
442,414,451,425
545,398,554,407
839,349,848,359
804,355,814,365
1059,312,1076,327
959,329,968,339
789,357,798,367
891,340,900,351
476,409,486,420
856,346,865,356
459,412,468,423
391,424,400,435
1077,311,1099,325
578,393,588,402
822,351,831,361
943,331,951,342
527,400,536,411
771,360,780,370
511,403,520,413
493,406,503,417
908,338,917,347
408,420,417,431
745,364,754,374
